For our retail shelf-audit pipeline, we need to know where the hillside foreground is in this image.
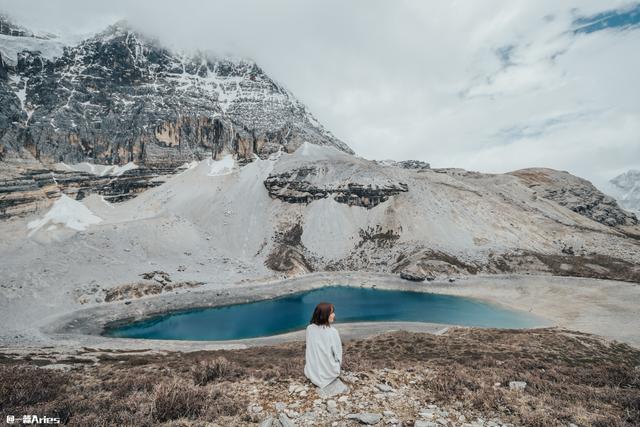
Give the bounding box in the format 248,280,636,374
2,327,639,427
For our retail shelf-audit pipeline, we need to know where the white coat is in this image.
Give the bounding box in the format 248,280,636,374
303,323,343,388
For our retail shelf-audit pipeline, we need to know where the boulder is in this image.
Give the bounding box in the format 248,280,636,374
400,271,426,282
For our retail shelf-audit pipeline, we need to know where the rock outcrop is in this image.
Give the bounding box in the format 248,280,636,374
0,166,174,219
264,166,408,209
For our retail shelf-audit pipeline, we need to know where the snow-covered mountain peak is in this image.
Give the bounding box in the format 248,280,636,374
608,169,640,215
0,15,352,170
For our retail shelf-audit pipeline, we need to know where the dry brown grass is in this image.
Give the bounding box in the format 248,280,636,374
0,365,68,407
151,378,208,422
191,356,244,385
1,328,638,426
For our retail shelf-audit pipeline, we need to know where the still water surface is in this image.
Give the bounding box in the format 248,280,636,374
105,285,546,341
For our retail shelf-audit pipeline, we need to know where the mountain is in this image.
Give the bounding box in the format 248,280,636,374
1,19,350,168
0,17,351,217
0,16,639,290
608,170,640,215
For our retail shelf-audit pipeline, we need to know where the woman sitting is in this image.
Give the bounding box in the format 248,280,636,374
304,302,343,388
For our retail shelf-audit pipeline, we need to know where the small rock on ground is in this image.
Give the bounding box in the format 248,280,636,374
509,381,527,391
346,412,383,425
318,378,350,398
279,413,296,427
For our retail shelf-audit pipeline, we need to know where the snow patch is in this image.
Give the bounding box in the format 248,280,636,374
0,33,66,66
206,155,235,176
55,162,138,176
300,141,310,156
27,194,102,235
179,160,199,170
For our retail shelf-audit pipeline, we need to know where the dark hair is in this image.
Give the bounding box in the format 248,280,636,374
310,302,334,326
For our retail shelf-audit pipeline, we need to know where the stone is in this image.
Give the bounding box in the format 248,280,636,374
284,409,299,418
399,271,426,282
278,413,296,427
414,421,438,427
346,412,383,425
509,381,527,391
259,417,274,427
275,402,287,411
376,383,394,392
318,378,349,398
248,404,263,414
327,400,338,415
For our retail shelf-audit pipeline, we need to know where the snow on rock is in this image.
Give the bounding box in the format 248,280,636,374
27,194,102,234
55,162,138,176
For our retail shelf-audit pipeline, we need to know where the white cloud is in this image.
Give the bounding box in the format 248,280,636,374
0,0,638,187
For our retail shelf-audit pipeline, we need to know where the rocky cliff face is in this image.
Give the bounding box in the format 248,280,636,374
1,20,351,167
264,166,408,209
0,166,175,219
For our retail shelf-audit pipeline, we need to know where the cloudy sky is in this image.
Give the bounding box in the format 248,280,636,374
1,0,639,188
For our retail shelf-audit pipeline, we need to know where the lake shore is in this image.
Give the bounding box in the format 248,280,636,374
3,272,634,353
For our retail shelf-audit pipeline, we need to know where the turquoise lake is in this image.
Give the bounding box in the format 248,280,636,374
104,285,547,341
